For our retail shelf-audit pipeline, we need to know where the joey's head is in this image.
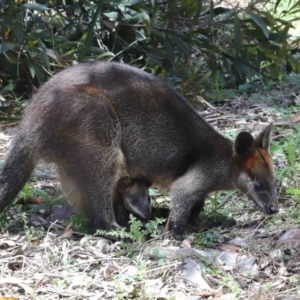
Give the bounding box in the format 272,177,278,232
117,177,152,220
233,123,278,215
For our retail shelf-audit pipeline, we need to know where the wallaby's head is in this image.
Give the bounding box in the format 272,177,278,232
117,176,152,220
233,123,278,215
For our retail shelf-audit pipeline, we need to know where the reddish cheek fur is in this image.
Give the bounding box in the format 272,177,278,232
245,149,274,173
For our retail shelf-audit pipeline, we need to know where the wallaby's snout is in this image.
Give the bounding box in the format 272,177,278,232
251,189,278,215
269,204,279,214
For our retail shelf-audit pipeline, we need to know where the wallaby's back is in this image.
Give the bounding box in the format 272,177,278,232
25,61,226,183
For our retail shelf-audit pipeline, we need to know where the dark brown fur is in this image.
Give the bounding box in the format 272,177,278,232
0,61,278,236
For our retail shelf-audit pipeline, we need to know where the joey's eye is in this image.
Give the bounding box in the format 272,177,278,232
131,197,138,204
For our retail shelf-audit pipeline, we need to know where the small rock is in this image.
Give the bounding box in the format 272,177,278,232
178,259,212,289
270,249,283,260
276,228,300,250
229,237,248,247
212,293,236,300
219,244,239,253
122,265,138,276
260,249,283,269
53,205,73,221
275,295,300,300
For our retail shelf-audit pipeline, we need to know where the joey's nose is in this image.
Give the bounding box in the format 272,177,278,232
142,209,152,219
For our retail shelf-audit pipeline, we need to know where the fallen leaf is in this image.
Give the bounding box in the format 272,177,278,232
218,244,239,253
290,114,300,123
16,196,45,205
59,229,73,240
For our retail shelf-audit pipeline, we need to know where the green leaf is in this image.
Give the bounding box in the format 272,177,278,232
95,51,115,59
164,36,175,60
78,1,101,61
138,10,151,35
287,55,300,72
162,0,177,20
3,52,18,65
234,14,242,54
34,66,45,85
15,3,50,12
151,0,158,16
289,0,300,12
222,53,252,77
0,81,16,95
260,12,276,26
184,67,198,86
103,12,119,21
0,43,15,54
169,34,190,55
38,40,50,70
26,59,35,79
220,7,237,21
274,0,282,13
196,70,212,85
246,10,269,38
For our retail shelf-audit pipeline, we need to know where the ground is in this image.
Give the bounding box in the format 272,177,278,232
0,90,300,300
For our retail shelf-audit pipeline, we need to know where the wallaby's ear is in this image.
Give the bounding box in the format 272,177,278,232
234,131,255,159
116,177,132,192
254,123,273,150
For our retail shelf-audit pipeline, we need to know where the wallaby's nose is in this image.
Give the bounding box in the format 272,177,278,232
269,205,279,214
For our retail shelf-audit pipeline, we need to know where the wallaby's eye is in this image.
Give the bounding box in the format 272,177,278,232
131,197,138,204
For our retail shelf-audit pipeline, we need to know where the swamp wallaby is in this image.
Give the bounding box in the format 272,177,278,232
0,61,278,236
115,176,152,226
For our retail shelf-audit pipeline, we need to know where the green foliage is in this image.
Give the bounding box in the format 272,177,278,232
0,206,15,231
97,214,165,243
0,0,299,107
273,124,300,188
71,213,89,232
195,229,218,247
22,213,45,242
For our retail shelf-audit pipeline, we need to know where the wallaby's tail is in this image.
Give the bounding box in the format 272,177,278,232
0,132,35,212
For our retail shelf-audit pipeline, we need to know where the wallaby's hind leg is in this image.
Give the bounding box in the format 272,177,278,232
0,133,35,212
56,146,124,232
188,201,205,224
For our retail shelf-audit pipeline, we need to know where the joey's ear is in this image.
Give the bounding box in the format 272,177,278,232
255,123,273,150
234,131,255,159
116,177,132,192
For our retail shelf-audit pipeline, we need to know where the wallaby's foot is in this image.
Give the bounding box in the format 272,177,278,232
167,218,185,238
187,201,204,224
